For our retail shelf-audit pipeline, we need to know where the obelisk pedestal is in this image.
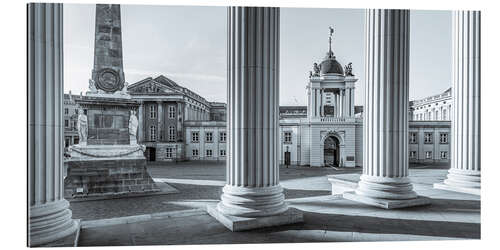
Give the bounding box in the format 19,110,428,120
207,7,303,231
64,4,160,199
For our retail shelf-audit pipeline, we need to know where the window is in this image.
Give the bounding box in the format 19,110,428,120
284,131,292,144
439,133,449,144
435,110,439,120
425,151,433,159
150,126,157,141
165,148,173,158
442,109,447,120
192,131,199,142
64,119,69,128
220,132,227,143
220,149,226,157
440,151,448,159
419,114,423,120
168,106,176,119
205,132,213,143
64,108,68,115
409,151,416,159
168,126,176,141
192,149,199,157
409,132,418,144
150,105,157,119
206,149,213,157
424,132,433,144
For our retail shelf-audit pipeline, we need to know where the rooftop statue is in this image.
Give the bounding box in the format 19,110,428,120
88,79,97,92
345,62,354,76
313,63,320,76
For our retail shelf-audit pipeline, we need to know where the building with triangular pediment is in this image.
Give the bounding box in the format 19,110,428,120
126,75,226,161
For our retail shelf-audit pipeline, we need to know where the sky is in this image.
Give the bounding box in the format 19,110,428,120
63,4,452,106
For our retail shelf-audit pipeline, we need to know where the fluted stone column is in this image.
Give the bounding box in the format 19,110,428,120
333,92,338,117
208,6,302,231
434,11,480,195
350,87,355,117
336,91,340,117
28,3,78,246
343,9,430,209
320,89,324,117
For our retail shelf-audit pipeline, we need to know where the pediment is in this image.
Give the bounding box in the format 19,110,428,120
128,78,180,94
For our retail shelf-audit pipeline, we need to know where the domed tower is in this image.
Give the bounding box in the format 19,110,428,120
307,26,357,120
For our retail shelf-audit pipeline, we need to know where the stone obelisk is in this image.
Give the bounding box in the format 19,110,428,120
65,4,159,199
91,4,125,93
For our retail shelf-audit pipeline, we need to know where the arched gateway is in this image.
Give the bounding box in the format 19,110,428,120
324,135,340,167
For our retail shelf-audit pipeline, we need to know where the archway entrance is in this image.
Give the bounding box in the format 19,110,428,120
324,136,340,167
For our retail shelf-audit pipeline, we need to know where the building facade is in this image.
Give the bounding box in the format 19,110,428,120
410,87,453,121
64,36,452,166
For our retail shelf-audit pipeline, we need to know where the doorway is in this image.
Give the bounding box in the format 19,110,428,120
146,147,156,161
324,136,340,167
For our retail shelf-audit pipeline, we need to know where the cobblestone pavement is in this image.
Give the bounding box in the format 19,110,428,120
70,161,448,221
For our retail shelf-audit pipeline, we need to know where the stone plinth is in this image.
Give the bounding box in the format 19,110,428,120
207,204,303,232
343,192,431,209
65,98,159,199
64,157,159,199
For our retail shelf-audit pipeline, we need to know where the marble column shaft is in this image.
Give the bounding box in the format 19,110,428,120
28,3,78,246
355,9,419,200
437,11,481,194
217,6,287,217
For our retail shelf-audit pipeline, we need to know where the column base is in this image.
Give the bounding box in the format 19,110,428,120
343,175,431,209
29,199,79,246
343,191,431,209
207,204,303,231
217,185,288,217
433,168,480,196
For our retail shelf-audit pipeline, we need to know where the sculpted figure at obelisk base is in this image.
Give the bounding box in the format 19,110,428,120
77,108,88,146
129,110,138,145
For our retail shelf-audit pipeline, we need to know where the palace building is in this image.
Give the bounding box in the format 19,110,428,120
410,87,453,121
64,33,452,166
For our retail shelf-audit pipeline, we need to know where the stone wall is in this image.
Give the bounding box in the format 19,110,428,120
64,159,158,198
